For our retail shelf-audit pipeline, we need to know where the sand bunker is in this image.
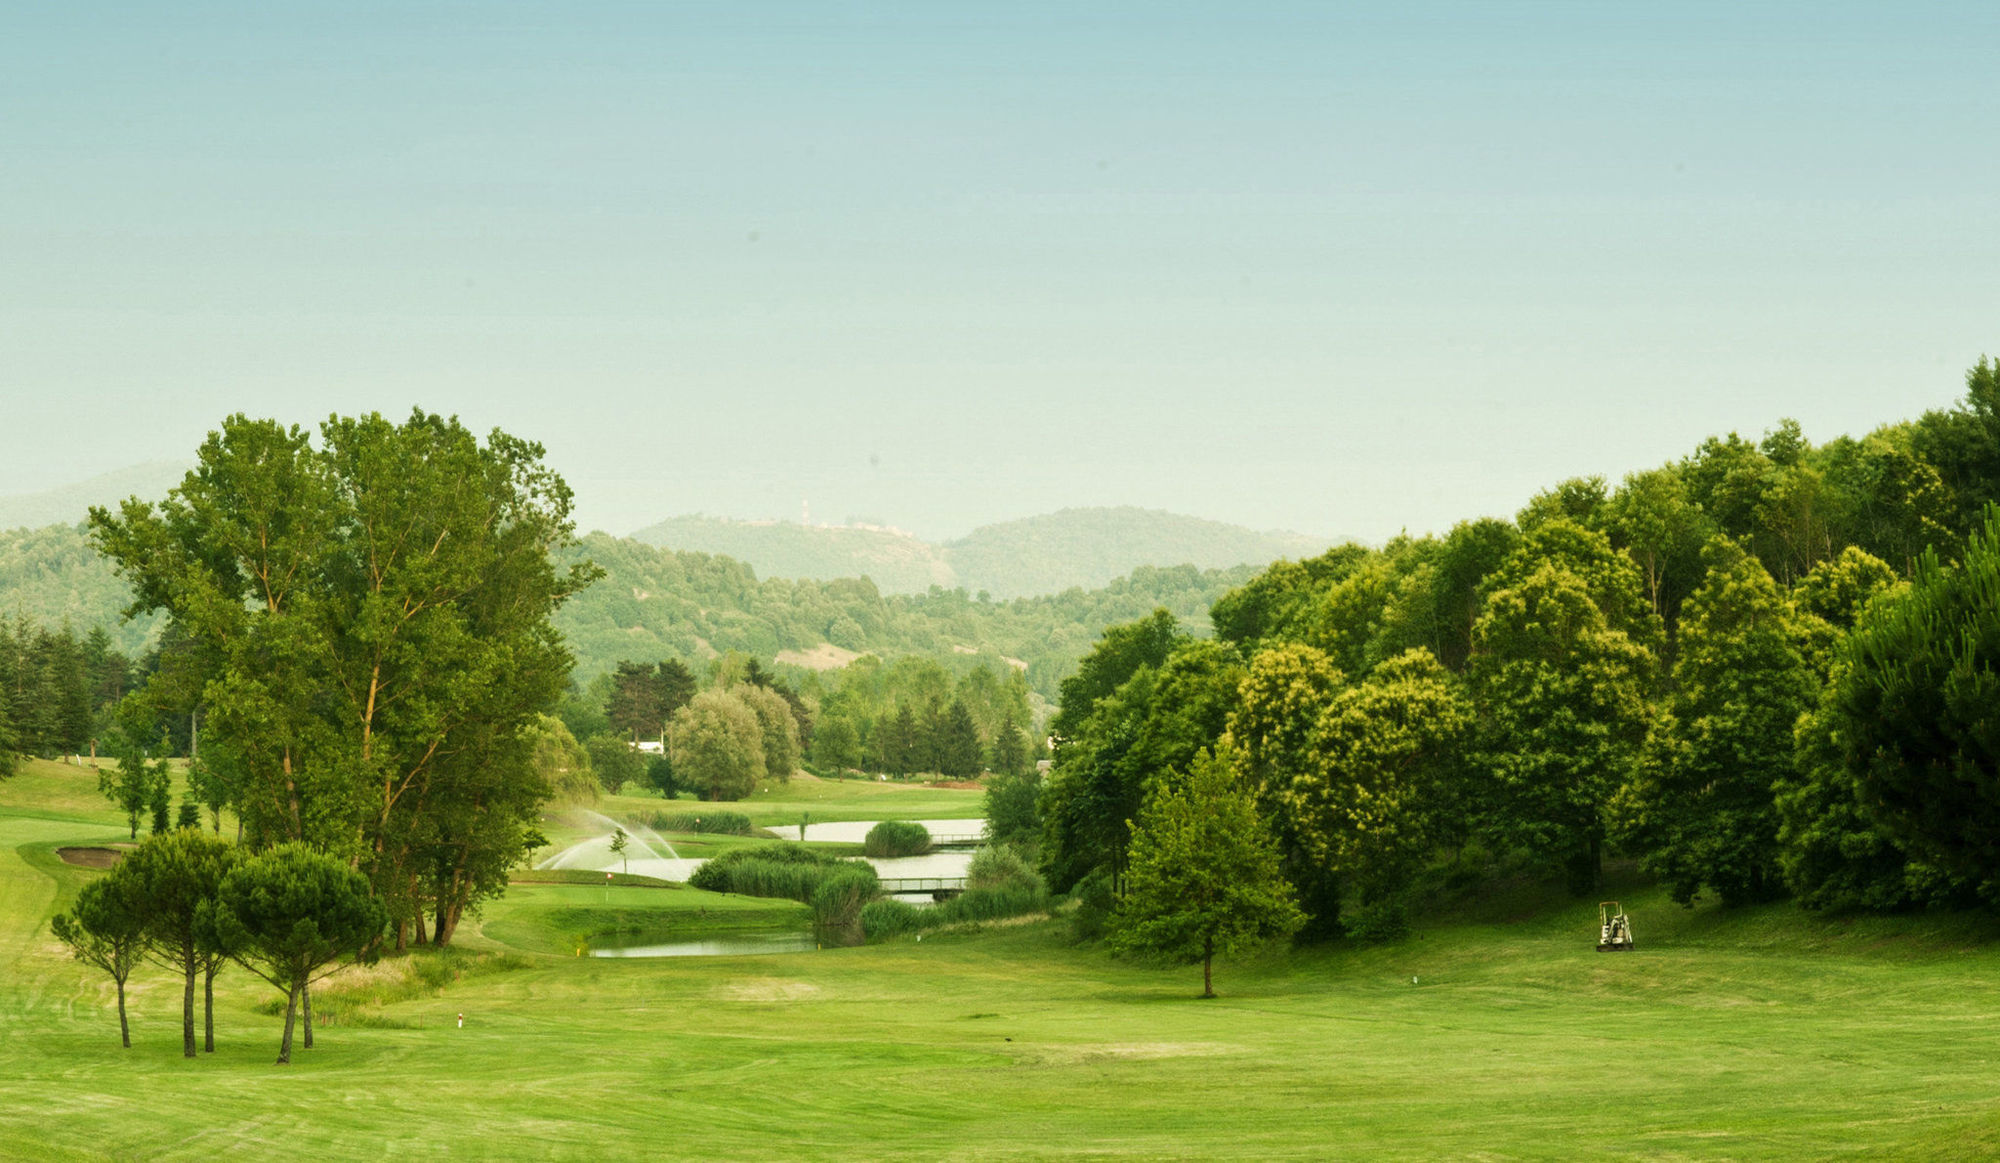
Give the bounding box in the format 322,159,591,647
56,847,124,869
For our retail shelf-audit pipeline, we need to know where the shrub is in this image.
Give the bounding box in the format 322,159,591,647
862,820,932,858
967,845,1042,893
689,845,877,907
1069,866,1115,943
861,899,923,938
811,866,881,929
861,858,1050,942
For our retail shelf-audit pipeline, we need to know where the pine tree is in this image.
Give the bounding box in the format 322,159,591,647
990,711,1028,776
937,698,983,778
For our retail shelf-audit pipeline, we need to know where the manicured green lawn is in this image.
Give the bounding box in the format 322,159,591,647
7,757,2000,1159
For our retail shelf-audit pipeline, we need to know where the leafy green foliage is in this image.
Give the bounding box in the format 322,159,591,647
50,868,149,1048
667,689,766,801
688,844,876,906
1471,555,1657,894
1618,541,1815,905
982,768,1042,851
121,828,239,1057
1799,508,2000,903
1111,749,1303,997
1277,649,1472,935
206,842,387,1064
89,410,595,947
628,809,753,835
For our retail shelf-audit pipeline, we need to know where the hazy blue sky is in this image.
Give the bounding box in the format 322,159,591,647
4,2,1996,541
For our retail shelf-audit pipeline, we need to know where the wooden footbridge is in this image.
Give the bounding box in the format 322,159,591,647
879,876,967,899
927,833,984,850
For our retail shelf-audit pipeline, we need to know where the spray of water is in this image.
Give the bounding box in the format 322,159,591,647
578,809,680,861
535,809,681,870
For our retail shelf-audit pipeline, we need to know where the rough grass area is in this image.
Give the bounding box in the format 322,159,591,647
8,756,2000,1159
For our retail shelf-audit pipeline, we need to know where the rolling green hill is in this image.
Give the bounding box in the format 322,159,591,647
625,515,954,595
556,532,1252,696
629,506,1330,599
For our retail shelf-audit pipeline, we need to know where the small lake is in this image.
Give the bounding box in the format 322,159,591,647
539,816,990,901
588,930,819,958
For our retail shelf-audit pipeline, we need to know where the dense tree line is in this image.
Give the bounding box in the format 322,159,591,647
1038,363,2000,940
0,620,136,768
795,654,1035,779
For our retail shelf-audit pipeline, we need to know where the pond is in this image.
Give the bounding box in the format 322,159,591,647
587,929,819,958
538,816,991,901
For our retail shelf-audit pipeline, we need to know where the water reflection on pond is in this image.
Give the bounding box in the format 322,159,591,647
588,930,818,958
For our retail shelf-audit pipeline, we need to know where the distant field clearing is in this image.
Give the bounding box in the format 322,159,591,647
774,642,863,670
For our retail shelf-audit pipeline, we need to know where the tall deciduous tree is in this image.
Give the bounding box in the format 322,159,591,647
207,843,385,1064
1618,540,1815,905
738,683,801,781
1111,749,1303,998
90,411,598,944
1472,559,1657,893
1283,649,1472,936
668,689,766,801
1226,642,1348,935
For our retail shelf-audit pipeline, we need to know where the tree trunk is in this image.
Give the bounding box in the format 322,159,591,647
434,902,460,947
117,977,131,1048
182,959,198,1058
1201,937,1215,998
415,911,428,946
302,983,314,1049
395,919,407,953
204,960,217,1052
278,983,299,1064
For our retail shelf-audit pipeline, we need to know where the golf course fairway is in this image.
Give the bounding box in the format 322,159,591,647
6,758,2000,1160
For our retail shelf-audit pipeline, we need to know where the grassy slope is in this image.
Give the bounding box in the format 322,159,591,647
6,757,2000,1159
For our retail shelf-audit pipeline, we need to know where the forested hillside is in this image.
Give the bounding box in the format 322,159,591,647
0,524,158,654
629,506,1326,599
0,520,1255,703
556,532,1252,697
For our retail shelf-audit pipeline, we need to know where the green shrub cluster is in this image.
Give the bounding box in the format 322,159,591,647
811,866,880,928
688,844,878,906
862,820,932,858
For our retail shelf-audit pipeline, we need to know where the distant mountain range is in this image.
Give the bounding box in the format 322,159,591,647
628,507,1333,599
0,471,1333,693
0,462,189,533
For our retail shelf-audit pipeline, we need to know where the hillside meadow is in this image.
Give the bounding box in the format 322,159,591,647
6,759,2000,1159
